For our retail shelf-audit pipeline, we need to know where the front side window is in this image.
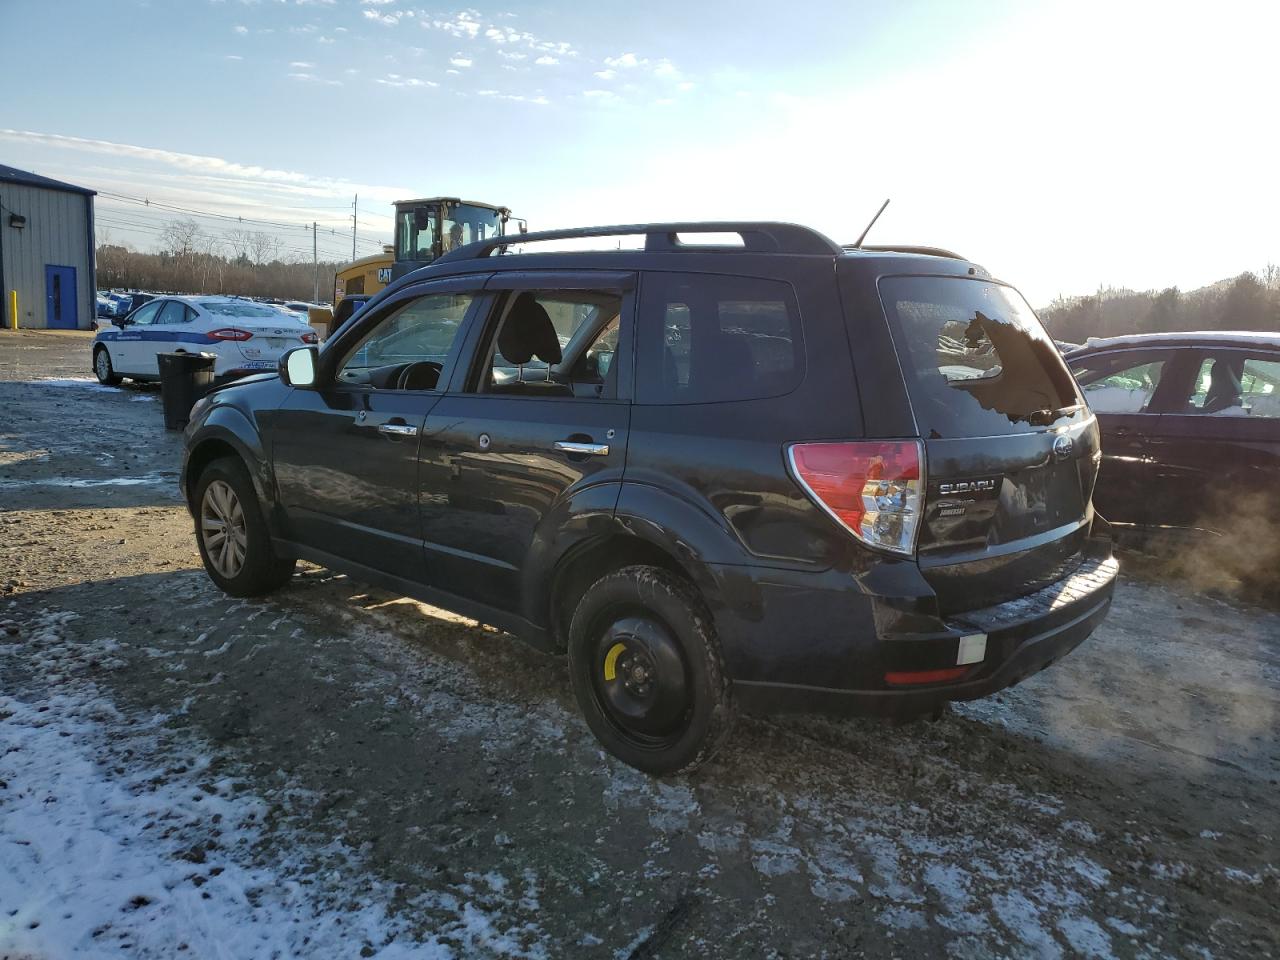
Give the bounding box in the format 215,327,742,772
129,301,163,326
397,208,439,263
879,276,1080,437
1182,353,1280,418
1070,351,1171,414
475,289,623,399
636,274,803,405
338,292,474,388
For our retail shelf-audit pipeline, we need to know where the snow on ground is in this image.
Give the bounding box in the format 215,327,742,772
24,378,122,392
0,609,549,959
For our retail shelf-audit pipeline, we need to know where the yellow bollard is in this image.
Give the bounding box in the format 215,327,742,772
7,290,16,330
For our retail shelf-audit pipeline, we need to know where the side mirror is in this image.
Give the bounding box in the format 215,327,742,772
280,346,319,388
413,206,432,231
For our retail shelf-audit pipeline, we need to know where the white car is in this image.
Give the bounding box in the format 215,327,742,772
92,295,318,385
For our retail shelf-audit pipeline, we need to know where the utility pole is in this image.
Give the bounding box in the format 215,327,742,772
352,193,358,262
312,221,319,304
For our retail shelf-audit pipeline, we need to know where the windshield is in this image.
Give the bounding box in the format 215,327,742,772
442,204,504,254
878,276,1081,438
396,203,504,263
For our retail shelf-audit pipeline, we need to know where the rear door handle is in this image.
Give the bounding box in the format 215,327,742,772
378,422,419,438
554,440,609,456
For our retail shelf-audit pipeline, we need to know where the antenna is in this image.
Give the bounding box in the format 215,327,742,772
851,198,890,248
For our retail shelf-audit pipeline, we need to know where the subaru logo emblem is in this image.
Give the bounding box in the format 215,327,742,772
1053,435,1074,461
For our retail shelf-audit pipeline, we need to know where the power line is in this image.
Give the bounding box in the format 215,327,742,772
94,190,389,249
94,204,366,261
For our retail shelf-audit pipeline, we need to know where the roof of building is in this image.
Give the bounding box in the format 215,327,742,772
0,163,96,197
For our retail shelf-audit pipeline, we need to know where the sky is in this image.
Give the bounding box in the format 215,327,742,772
2,0,1278,304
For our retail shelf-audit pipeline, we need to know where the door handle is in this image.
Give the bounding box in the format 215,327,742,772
378,422,419,438
554,440,610,456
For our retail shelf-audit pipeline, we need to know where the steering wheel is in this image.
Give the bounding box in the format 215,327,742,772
396,360,443,391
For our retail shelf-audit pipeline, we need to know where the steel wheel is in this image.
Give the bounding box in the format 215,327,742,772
590,612,692,748
201,479,247,579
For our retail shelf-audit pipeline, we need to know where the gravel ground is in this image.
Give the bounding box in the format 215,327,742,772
1,329,1277,959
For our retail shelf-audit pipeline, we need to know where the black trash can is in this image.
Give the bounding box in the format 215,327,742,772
158,352,217,431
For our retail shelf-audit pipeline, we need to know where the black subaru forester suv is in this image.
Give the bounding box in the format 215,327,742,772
181,222,1117,774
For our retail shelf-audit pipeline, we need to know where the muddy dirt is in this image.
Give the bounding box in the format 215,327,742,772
1,329,1277,958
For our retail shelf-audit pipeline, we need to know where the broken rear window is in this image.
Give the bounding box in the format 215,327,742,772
878,276,1080,438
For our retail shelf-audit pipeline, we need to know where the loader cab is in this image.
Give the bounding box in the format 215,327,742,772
391,197,515,280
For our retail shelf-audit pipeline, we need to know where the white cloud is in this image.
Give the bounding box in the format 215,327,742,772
288,72,342,86
497,50,525,61
225,54,244,60
290,61,315,68
534,55,557,66
583,89,616,100
233,24,248,34
362,8,399,24
484,26,532,44
677,81,695,91
652,59,677,77
604,52,644,69
477,90,549,105
429,10,482,38
360,0,394,4
374,74,438,88
593,68,615,80
449,56,472,67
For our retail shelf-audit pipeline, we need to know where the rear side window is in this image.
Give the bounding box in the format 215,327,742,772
1183,353,1280,418
878,276,1080,437
636,273,803,404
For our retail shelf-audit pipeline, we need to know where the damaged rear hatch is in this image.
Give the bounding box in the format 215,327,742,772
876,274,1102,613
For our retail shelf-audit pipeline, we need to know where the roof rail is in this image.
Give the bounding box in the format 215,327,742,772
847,243,967,261
436,221,843,264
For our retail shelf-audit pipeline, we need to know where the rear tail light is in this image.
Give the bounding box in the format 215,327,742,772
301,331,318,344
208,327,253,342
786,440,924,555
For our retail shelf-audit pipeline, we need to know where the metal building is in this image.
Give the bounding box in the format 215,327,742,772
0,164,96,330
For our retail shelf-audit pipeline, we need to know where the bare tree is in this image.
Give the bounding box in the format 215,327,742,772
224,228,253,263
247,231,282,266
160,217,202,262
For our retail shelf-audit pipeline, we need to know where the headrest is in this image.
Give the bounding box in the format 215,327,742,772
498,293,563,365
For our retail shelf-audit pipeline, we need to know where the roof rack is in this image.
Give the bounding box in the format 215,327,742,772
846,243,968,261
435,221,844,264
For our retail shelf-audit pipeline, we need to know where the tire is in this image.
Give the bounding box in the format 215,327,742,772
94,346,122,386
193,456,295,597
568,565,734,775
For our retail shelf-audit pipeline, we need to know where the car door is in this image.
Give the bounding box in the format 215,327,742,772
269,276,488,578
1069,347,1181,528
1146,348,1280,534
418,272,635,612
143,299,191,374
110,300,165,374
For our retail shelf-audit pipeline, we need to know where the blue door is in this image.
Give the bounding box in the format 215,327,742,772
45,265,78,329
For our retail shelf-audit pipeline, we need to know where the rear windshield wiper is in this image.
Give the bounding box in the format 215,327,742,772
1029,403,1083,426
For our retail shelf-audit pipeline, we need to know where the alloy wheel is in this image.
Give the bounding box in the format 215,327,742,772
201,479,247,579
